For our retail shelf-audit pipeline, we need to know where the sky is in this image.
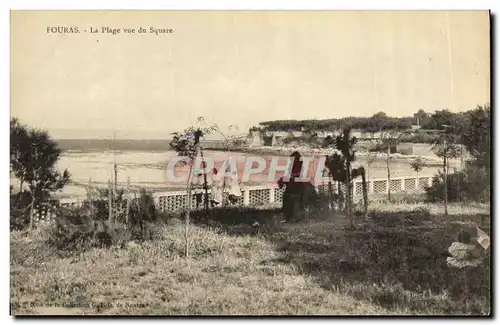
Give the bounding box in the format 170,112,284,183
11,10,490,139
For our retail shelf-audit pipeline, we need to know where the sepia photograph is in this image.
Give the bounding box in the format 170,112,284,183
9,9,491,316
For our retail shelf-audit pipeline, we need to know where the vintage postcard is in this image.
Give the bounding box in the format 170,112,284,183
10,10,491,316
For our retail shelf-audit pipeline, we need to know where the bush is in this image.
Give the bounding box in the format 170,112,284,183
44,188,160,255
424,165,490,203
462,163,490,202
425,172,467,203
399,132,439,144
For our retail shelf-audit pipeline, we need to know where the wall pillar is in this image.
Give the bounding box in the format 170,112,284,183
243,190,250,205
269,188,275,204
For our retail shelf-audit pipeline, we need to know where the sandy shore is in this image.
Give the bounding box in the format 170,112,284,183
206,145,445,163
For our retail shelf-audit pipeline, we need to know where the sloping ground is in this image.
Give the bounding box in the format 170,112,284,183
263,204,491,315
10,202,490,316
10,225,389,316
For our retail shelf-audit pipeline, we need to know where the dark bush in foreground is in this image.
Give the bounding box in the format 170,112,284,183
425,166,490,204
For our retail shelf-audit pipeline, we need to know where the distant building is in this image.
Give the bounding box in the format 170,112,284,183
248,130,263,147
248,127,406,148
315,131,335,138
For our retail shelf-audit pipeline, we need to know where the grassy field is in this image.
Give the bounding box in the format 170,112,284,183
10,202,490,316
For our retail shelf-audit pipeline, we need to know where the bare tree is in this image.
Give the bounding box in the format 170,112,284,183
432,132,461,215
365,149,378,182
373,131,402,202
170,117,236,257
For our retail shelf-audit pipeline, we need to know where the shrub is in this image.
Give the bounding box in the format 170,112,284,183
424,166,490,203
425,172,468,203
399,132,439,144
44,188,160,255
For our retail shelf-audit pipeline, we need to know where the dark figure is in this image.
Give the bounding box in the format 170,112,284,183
279,151,317,222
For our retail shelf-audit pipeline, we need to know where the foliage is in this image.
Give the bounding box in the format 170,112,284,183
325,153,347,183
169,128,204,159
324,128,358,183
413,108,429,121
43,188,161,254
323,128,364,221
251,106,489,149
410,157,426,174
398,132,439,144
458,104,491,167
10,118,70,197
372,131,403,154
461,163,491,203
169,117,238,257
424,168,489,204
424,106,490,205
431,135,463,160
10,191,32,231
10,118,70,229
257,114,414,133
231,138,247,147
282,134,322,148
424,172,468,203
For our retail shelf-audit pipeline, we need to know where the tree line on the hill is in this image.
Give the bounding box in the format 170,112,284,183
253,106,489,134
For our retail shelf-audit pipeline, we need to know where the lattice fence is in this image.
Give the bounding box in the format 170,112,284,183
37,175,436,219
373,180,387,194
33,204,51,223
404,178,417,191
274,187,285,204
160,194,186,212
390,179,402,193
223,191,245,206
355,182,363,196
249,188,270,206
418,177,430,189
339,183,346,194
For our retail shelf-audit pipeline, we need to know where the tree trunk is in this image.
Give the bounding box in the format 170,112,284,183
336,181,342,211
113,163,118,199
361,169,368,218
29,192,36,230
108,180,113,226
199,147,209,211
386,149,391,202
14,178,24,208
328,178,334,211
185,145,199,258
185,177,193,258
125,177,131,230
444,153,448,216
346,163,352,228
